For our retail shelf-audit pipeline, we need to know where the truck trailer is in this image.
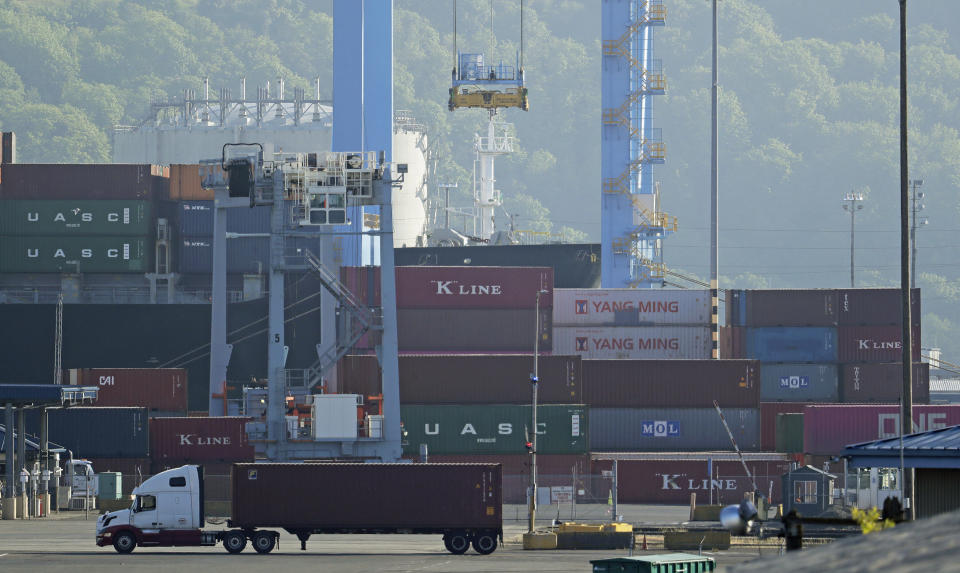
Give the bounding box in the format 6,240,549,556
95,462,502,555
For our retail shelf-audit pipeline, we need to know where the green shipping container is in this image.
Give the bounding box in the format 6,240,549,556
0,236,150,273
400,404,588,455
0,200,153,235
775,413,804,453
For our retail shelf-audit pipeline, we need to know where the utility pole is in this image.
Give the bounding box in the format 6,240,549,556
841,192,864,288
899,0,915,521
910,179,926,288
710,0,719,359
528,288,549,533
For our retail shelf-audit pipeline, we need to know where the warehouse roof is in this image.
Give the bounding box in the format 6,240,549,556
0,384,98,406
844,424,960,469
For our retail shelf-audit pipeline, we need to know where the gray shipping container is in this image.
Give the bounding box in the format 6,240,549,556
589,408,760,452
759,363,839,402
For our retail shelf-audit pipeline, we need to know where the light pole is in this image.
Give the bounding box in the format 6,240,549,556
910,179,926,288
841,192,865,288
528,288,549,534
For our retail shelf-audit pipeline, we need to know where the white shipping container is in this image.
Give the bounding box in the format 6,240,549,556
553,326,711,359
553,289,711,326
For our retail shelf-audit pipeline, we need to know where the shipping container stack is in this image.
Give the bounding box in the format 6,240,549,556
0,164,167,274
338,266,589,502
726,288,929,460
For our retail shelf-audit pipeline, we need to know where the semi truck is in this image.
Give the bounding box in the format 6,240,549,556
96,462,502,555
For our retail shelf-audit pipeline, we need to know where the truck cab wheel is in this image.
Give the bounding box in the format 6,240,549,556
223,530,247,554
113,531,136,554
252,531,276,554
472,531,498,555
443,532,470,555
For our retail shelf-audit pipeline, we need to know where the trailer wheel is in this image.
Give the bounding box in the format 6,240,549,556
113,531,136,554
443,532,470,555
252,531,276,554
472,531,498,555
223,530,247,554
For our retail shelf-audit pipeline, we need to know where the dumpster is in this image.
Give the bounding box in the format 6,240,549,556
591,554,716,573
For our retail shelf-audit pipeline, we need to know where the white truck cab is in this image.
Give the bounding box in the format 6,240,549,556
69,459,97,497
96,465,214,553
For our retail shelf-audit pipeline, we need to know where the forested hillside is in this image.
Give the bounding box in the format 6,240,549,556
1,0,958,362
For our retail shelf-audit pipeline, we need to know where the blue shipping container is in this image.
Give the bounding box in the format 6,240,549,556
178,236,271,274
177,201,272,236
589,408,760,452
760,363,839,402
176,235,323,274
746,327,837,362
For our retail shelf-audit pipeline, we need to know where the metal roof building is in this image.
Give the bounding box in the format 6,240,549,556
844,425,960,518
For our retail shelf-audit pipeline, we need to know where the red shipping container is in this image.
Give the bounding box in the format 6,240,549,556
760,402,811,451
745,289,839,327
341,266,382,307
339,354,582,404
837,325,921,363
803,404,960,455
593,457,794,504
397,308,551,352
719,326,746,359
396,266,553,309
149,417,254,463
73,368,188,411
838,288,920,326
0,163,168,200
841,362,930,403
582,359,760,408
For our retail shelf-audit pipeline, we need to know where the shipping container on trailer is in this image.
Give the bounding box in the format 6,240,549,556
589,408,760,452
759,363,839,402
803,404,960,455
0,163,167,200
96,463,503,555
838,288,921,326
837,325,922,363
339,354,582,404
0,236,150,273
554,326,711,360
744,289,839,327
0,200,153,236
24,407,148,459
149,417,254,463
400,404,588,455
397,308,552,352
841,362,930,403
745,327,837,362
70,368,188,411
760,402,811,451
592,456,793,504
552,288,711,326
581,359,760,408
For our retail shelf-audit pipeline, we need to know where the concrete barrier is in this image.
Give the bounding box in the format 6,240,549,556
523,532,558,550
691,505,723,521
2,497,16,520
